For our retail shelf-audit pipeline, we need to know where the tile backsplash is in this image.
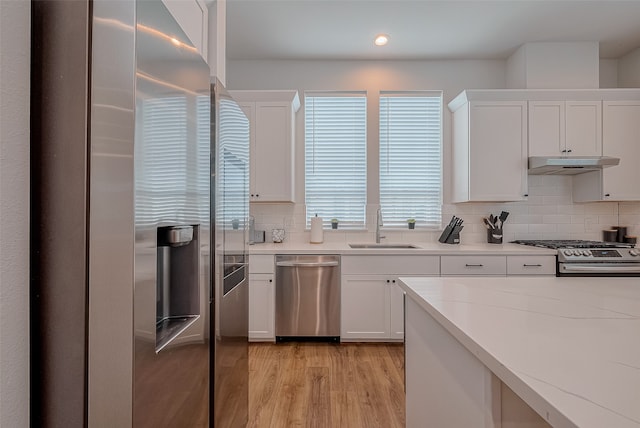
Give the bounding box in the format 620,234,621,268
250,175,640,245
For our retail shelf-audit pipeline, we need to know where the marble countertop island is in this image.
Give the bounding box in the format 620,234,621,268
398,276,640,428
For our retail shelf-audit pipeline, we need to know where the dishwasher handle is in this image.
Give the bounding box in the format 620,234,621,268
276,261,339,268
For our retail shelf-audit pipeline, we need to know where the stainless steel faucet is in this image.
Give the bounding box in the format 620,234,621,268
376,208,385,243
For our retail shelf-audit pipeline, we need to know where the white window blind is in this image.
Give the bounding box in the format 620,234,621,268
305,93,367,228
136,96,189,226
379,92,442,228
218,98,250,229
135,94,211,227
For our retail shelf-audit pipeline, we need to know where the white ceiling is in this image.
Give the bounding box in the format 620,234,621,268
225,0,640,61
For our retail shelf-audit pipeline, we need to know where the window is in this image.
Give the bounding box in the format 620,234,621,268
305,92,367,228
136,95,189,226
135,94,211,227
379,92,442,228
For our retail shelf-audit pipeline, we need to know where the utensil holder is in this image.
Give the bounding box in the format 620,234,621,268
487,228,503,244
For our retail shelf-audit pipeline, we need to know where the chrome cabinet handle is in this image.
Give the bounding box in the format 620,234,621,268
465,264,483,267
523,264,542,267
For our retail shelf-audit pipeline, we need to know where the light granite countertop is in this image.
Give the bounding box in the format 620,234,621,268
398,276,640,428
248,241,557,256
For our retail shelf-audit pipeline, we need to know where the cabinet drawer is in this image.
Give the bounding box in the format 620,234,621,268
441,256,506,276
507,256,556,275
249,254,274,274
342,255,440,275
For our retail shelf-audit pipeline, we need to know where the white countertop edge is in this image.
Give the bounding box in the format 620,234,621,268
398,280,578,428
248,242,557,256
397,277,640,428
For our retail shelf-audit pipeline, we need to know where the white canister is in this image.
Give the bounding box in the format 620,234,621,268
310,215,324,244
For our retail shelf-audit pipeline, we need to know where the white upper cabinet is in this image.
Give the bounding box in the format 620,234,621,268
573,101,640,201
528,100,602,157
231,91,300,203
162,0,208,62
451,99,528,202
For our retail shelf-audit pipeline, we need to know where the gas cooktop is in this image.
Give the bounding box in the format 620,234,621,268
511,239,635,249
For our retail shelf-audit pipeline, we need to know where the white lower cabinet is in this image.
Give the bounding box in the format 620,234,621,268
341,255,440,341
389,280,406,340
506,255,556,275
441,255,555,276
441,255,507,276
248,255,275,341
249,253,554,343
341,275,391,340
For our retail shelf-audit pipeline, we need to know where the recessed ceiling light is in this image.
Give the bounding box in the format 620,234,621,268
374,34,389,46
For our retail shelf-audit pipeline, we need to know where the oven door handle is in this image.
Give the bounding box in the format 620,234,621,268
561,264,640,273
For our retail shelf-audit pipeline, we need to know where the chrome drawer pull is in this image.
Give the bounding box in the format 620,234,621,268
523,264,542,267
465,264,483,267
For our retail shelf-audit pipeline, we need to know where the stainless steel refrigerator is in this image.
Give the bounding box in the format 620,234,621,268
30,1,249,426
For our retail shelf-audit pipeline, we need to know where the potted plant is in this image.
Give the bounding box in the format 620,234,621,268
331,218,339,229
407,218,416,229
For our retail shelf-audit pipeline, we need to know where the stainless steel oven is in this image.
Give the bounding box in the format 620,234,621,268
557,247,640,276
513,240,640,276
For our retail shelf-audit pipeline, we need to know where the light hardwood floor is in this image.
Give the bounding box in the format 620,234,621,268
248,342,405,428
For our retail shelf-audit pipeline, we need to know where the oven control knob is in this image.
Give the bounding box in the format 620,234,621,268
584,250,592,257
630,250,639,257
564,250,574,256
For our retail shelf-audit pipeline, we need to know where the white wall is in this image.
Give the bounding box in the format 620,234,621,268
506,42,600,89
599,59,619,88
618,47,640,88
228,58,640,244
0,0,30,426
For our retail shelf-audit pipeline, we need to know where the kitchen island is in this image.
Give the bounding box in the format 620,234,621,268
398,276,640,428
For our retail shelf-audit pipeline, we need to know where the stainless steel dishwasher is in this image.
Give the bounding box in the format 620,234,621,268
275,254,340,342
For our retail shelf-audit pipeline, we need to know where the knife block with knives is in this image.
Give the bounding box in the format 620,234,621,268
438,216,464,244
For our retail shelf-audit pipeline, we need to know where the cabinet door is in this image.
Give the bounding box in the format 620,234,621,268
161,0,208,61
249,273,275,341
565,101,602,156
441,256,507,276
506,256,556,275
528,101,601,157
341,275,390,340
253,102,294,202
238,102,257,197
602,101,640,201
468,102,528,201
389,279,405,340
528,101,564,156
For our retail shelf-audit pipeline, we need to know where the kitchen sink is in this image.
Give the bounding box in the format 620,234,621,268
348,243,420,249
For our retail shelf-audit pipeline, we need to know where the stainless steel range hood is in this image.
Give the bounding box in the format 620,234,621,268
528,156,620,175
